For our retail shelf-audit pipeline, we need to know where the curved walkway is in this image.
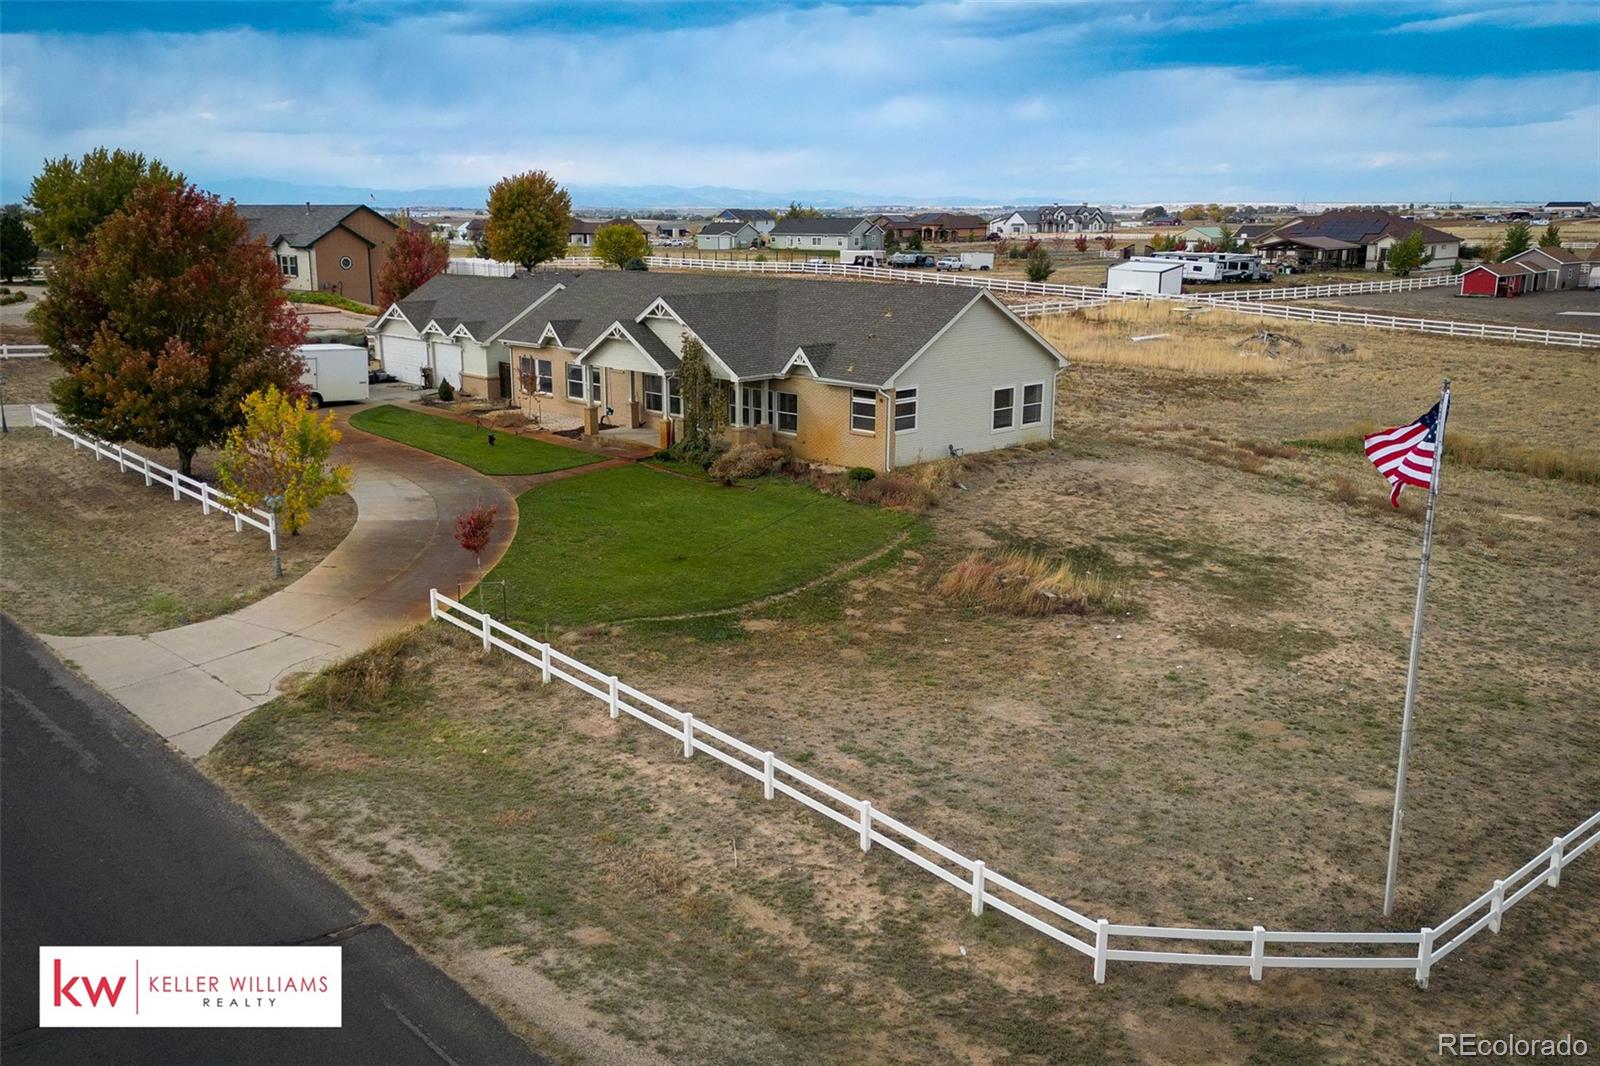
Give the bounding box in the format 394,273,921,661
42,420,521,757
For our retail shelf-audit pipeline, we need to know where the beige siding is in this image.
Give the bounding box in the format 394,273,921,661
887,297,1057,468
773,373,883,469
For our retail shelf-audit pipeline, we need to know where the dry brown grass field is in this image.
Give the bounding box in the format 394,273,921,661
209,311,1598,1065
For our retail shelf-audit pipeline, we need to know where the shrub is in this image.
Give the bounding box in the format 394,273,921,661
935,550,1126,616
0,291,26,306
623,257,648,271
709,443,787,481
1025,246,1055,282
847,466,875,483
438,378,454,401
666,435,728,470
653,449,672,461
850,473,935,511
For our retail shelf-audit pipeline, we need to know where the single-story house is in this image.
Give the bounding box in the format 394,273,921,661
1543,201,1594,218
655,223,691,239
1177,225,1225,247
569,218,647,247
374,270,1066,470
874,212,987,244
1505,246,1584,290
768,217,884,252
695,220,760,250
237,203,400,306
713,208,777,236
1232,223,1275,247
986,210,1033,236
1458,261,1534,298
1256,210,1461,272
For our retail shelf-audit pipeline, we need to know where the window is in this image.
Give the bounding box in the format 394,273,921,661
519,356,553,395
1022,383,1044,426
339,255,353,270
643,374,664,413
893,387,918,432
565,363,585,400
276,254,298,278
741,385,764,427
812,237,821,246
992,386,1015,430
774,391,798,434
536,359,553,395
589,366,601,402
850,389,876,433
667,377,682,416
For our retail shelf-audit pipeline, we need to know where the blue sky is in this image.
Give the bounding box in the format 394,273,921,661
1,1,1596,206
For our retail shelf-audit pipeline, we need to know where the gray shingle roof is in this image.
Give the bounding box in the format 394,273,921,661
697,221,752,235
503,270,997,386
768,216,875,236
394,272,564,340
236,204,393,249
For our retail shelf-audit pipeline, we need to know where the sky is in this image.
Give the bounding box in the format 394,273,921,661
1,0,1597,208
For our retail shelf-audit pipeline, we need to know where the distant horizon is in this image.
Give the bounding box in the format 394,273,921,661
2,1,1595,206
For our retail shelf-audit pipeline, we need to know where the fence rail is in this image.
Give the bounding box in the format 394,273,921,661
1,344,50,358
428,590,1598,988
1204,273,1456,301
29,405,277,549
1180,300,1600,348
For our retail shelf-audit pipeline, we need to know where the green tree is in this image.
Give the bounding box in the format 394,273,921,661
783,201,822,220
486,170,571,270
1025,245,1054,282
1215,224,1239,253
218,386,351,536
1,204,39,281
34,183,304,476
26,147,182,252
593,221,649,268
907,231,923,251
1539,222,1563,249
1140,205,1166,220
676,335,722,447
1386,229,1431,276
1499,221,1532,260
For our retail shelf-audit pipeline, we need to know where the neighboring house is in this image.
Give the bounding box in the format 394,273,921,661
371,271,563,398
987,210,1033,236
874,212,986,243
1233,223,1275,247
1177,225,1225,247
237,203,400,306
1543,201,1595,218
1256,210,1461,272
695,220,760,250
713,208,777,237
460,218,487,244
987,205,1113,235
375,271,1066,470
1147,214,1183,227
569,218,647,247
1505,246,1585,290
656,223,691,239
1458,262,1534,298
768,216,885,252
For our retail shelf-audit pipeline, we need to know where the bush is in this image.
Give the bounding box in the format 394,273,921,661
0,291,26,306
286,290,379,315
1025,246,1055,282
665,435,728,470
653,449,672,461
709,443,787,481
623,257,648,271
438,378,454,401
847,466,876,483
935,550,1126,616
850,473,935,510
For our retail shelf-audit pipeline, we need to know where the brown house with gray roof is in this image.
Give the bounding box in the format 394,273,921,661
237,203,399,306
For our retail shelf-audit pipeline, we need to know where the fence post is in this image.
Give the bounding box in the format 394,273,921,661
540,642,551,684
970,860,986,916
201,484,211,515
1093,919,1109,984
762,751,775,800
1548,836,1564,887
1250,925,1265,981
1415,927,1434,989
172,472,181,501
480,608,491,652
682,713,694,758
429,588,439,619
267,511,278,553
1489,880,1505,934
858,800,873,852
608,675,620,719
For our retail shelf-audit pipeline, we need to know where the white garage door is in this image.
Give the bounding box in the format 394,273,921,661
382,335,428,385
431,341,463,389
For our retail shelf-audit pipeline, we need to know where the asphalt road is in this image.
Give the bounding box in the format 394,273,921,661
0,615,547,1065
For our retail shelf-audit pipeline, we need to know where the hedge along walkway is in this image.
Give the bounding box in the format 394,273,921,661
486,464,920,628
348,404,605,476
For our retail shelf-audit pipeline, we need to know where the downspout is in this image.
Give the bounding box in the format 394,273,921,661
881,387,894,472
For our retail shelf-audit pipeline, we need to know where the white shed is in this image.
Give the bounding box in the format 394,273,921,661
1107,260,1183,296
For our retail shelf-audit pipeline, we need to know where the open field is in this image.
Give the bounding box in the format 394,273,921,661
1319,285,1600,329
488,464,918,626
0,428,355,634
209,313,1599,1064
349,404,602,475
0,356,62,403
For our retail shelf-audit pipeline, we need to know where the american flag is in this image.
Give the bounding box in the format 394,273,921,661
1364,402,1441,507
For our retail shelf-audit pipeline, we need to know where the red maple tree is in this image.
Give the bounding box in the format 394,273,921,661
454,503,497,566
378,223,450,308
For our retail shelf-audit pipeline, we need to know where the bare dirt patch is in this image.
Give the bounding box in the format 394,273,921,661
1,428,356,634
0,356,62,404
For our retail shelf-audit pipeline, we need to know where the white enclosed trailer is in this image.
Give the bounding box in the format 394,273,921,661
297,343,371,406
1107,259,1184,296
959,252,994,271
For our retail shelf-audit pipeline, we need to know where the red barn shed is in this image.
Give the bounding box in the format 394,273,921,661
1458,262,1533,297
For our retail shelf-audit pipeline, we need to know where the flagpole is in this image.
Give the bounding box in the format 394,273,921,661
1383,377,1452,917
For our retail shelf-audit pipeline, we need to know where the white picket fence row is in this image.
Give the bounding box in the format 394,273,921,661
0,344,50,358
428,590,1599,988
29,405,277,549
1172,300,1600,348
447,257,519,278
1203,273,1457,302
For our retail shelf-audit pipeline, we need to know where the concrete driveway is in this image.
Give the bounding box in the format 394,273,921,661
41,417,519,756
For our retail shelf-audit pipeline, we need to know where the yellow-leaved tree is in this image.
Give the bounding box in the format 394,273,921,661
218,386,351,538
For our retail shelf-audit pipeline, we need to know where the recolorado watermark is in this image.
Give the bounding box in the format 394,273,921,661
40,946,340,1028
1439,1033,1588,1058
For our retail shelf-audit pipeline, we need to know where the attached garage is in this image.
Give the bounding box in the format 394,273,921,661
430,339,463,389
380,334,429,384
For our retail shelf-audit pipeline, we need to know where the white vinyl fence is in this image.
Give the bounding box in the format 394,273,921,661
0,344,51,358
447,257,518,278
29,405,277,549
429,590,1598,988
530,255,1599,348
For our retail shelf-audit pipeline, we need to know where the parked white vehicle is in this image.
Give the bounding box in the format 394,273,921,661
838,249,884,267
959,252,994,271
297,343,371,407
935,255,964,271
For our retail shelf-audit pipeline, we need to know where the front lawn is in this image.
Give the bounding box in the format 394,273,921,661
488,464,917,625
348,405,601,476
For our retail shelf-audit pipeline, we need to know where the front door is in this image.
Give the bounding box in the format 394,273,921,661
497,361,511,400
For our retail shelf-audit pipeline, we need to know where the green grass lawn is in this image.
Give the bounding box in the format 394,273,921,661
488,464,918,625
349,405,601,476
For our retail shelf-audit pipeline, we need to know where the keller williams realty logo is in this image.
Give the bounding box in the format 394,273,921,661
40,947,341,1028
